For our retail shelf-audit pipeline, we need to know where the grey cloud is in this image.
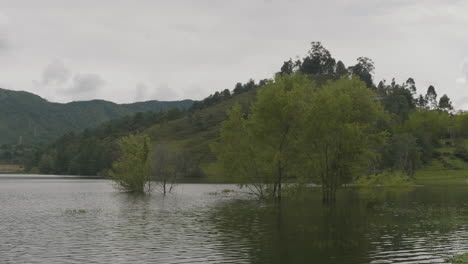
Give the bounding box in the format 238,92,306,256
455,59,468,85
0,13,9,51
153,83,180,101
134,82,181,101
134,83,148,102
41,60,71,85
0,0,467,107
462,59,468,82
66,73,105,94
0,36,7,50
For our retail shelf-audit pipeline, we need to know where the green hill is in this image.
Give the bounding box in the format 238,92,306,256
15,85,256,178
0,88,193,145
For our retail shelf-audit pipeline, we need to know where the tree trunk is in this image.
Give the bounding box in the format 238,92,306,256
277,160,282,202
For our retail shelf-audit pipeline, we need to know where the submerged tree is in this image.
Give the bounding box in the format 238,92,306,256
212,74,315,200
211,104,271,198
108,134,151,193
213,74,386,203
151,143,190,195
299,78,387,203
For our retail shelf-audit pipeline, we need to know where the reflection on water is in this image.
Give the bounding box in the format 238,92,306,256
1,176,468,263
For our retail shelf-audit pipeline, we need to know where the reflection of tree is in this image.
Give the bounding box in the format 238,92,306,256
208,186,468,263
208,191,373,264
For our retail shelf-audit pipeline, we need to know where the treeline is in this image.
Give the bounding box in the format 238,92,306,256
0,144,38,167
21,41,464,188
278,42,457,177
212,42,464,202
189,78,268,111
27,110,183,175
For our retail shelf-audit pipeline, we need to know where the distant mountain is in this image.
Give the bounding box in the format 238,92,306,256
0,88,193,145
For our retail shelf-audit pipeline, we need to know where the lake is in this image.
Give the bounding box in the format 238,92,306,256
1,175,468,263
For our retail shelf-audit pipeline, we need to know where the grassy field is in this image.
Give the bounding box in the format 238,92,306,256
415,143,468,185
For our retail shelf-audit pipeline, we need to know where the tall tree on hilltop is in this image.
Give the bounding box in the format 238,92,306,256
349,57,375,88
416,94,428,109
438,94,453,112
425,85,438,110
300,42,336,76
280,59,294,75
335,60,348,78
405,78,417,95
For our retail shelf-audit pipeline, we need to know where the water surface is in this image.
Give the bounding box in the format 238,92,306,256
1,175,468,263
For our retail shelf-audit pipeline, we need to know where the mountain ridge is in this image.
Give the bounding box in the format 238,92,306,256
0,87,194,145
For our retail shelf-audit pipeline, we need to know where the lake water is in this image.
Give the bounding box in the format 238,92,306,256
1,175,468,263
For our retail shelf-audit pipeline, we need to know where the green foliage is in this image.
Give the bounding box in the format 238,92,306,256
425,85,438,110
213,75,387,202
150,143,193,194
438,94,453,112
16,40,466,193
354,170,412,187
299,77,387,202
299,41,336,76
348,57,375,88
377,78,416,121
454,145,468,162
211,103,271,197
381,133,421,176
213,74,315,198
108,134,151,193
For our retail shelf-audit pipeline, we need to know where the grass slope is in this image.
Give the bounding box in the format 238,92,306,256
415,141,468,185
146,89,257,182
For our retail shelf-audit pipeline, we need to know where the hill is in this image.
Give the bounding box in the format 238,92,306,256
20,41,462,185
0,88,193,145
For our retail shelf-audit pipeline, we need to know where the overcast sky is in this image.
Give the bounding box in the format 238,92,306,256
0,0,467,108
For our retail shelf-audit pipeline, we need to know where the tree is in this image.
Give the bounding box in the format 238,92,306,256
416,94,428,109
300,42,336,75
108,134,151,193
388,133,421,176
405,78,417,95
438,94,453,112
299,78,386,203
221,89,231,98
349,57,375,88
212,74,315,200
233,82,243,94
211,104,271,198
151,143,190,195
425,85,438,110
335,60,348,78
213,75,386,204
280,59,294,75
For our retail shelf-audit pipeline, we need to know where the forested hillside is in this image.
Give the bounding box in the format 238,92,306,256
22,42,466,183
0,88,193,145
